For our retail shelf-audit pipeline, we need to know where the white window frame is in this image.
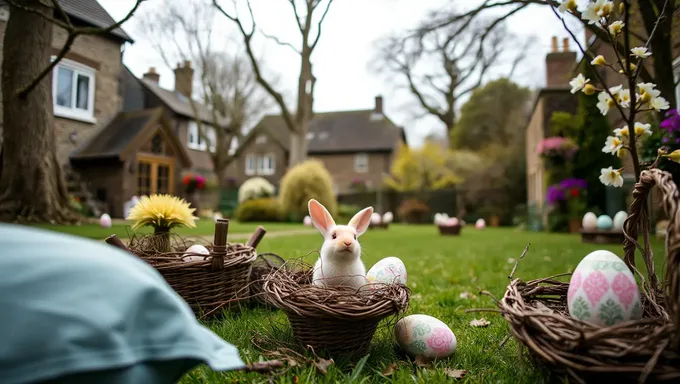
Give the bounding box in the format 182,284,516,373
258,153,275,175
187,121,215,151
51,57,96,123
245,154,256,176
673,56,680,112
255,135,267,144
354,153,369,173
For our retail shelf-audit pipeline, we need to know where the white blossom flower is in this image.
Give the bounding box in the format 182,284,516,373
602,135,623,154
617,88,631,107
597,91,614,115
591,55,607,66
613,127,629,138
582,0,614,24
650,96,670,111
631,47,651,59
569,74,590,94
608,21,624,35
600,166,624,187
633,122,652,137
558,0,578,12
637,82,661,102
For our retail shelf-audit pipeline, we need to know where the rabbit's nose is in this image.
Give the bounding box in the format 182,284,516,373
343,240,352,247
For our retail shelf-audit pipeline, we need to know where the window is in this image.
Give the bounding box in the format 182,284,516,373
354,153,368,173
245,154,256,175
674,57,680,111
259,154,275,175
255,135,267,144
187,121,215,151
52,58,96,123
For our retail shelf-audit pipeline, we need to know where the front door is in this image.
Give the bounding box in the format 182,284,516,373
136,154,175,196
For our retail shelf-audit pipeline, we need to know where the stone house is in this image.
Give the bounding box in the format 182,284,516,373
236,96,407,194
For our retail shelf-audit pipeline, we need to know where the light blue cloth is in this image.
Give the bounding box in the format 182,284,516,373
0,224,245,384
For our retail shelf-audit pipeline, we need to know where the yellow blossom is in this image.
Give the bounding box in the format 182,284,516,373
591,55,607,66
664,149,680,164
583,84,597,95
127,194,198,230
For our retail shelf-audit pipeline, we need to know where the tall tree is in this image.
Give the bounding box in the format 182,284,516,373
138,0,272,190
372,9,532,135
212,0,334,166
0,0,142,223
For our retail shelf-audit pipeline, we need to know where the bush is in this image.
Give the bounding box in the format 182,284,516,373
235,198,281,222
238,177,275,203
337,203,360,222
279,159,337,220
397,198,429,223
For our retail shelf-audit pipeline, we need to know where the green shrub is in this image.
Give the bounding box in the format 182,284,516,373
397,198,429,223
238,177,275,203
279,159,337,220
235,198,281,222
337,203,360,222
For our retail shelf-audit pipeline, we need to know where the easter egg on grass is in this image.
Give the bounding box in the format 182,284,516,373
475,218,486,229
395,314,457,359
568,250,642,327
303,215,312,226
596,215,613,230
613,211,628,231
383,212,394,224
182,244,210,262
366,257,407,285
371,212,382,224
582,212,597,231
99,213,112,228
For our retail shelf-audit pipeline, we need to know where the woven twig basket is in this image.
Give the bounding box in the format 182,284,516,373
497,169,680,383
438,224,462,236
106,219,262,319
262,261,410,358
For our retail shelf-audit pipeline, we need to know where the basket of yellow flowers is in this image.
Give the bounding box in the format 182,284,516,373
105,194,263,318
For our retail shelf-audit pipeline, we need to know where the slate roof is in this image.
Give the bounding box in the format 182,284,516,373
250,110,406,153
139,78,217,124
71,109,158,159
56,0,133,43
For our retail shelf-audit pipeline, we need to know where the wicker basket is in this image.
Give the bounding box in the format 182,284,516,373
106,220,263,319
369,222,389,230
497,169,680,383
262,262,410,358
438,224,462,235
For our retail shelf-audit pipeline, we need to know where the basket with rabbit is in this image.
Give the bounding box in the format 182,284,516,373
261,200,410,358
104,194,264,319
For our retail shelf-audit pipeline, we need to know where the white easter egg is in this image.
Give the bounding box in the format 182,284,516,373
303,215,312,226
582,212,597,231
182,244,210,262
383,212,394,223
568,250,642,327
99,213,112,228
613,211,628,231
395,314,457,358
475,218,486,229
434,213,443,225
445,217,459,227
371,212,382,224
366,256,407,285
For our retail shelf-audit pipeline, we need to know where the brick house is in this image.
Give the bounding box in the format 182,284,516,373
236,96,407,194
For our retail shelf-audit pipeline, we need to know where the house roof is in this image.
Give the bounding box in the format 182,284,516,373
139,78,217,124
70,108,191,167
57,0,134,43
249,109,406,153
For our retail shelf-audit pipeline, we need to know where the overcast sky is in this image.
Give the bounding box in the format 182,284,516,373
99,0,585,146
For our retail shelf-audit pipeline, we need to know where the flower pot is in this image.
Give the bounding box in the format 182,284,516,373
568,218,581,233
489,216,500,227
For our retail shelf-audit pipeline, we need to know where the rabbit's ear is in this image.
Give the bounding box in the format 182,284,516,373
308,199,336,236
349,206,373,236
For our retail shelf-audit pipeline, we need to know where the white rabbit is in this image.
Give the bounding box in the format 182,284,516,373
308,199,373,289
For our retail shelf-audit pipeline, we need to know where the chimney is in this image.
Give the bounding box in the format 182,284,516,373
545,36,577,88
173,60,194,98
142,67,159,83
374,95,383,115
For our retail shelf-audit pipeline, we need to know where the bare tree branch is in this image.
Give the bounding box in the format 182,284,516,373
261,30,302,54
310,0,333,50
5,0,145,99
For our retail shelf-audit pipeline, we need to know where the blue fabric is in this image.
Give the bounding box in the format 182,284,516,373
0,224,245,384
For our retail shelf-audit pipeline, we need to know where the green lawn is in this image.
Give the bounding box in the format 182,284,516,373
28,220,305,239
180,226,666,383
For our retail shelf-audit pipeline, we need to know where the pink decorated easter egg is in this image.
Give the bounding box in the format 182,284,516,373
303,215,312,226
568,250,642,327
366,256,407,285
395,314,457,358
99,213,112,228
475,218,485,229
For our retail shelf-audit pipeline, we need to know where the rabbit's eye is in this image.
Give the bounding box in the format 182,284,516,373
354,234,357,240
332,233,337,239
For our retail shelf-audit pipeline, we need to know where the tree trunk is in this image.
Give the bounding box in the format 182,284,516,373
0,2,78,223
288,131,308,167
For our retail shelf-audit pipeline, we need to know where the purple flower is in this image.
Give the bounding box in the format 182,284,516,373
546,185,566,206
663,137,670,143
559,178,588,190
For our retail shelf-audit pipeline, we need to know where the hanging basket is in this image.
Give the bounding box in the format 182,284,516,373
261,259,410,358
497,169,680,383
105,220,264,319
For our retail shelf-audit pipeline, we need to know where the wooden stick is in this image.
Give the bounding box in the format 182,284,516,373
247,226,267,248
105,235,133,253
241,359,284,373
212,219,229,271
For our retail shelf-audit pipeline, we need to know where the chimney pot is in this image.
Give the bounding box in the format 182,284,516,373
374,95,383,115
562,37,569,52
143,67,160,83
174,61,194,99
183,60,191,68
545,36,577,88
551,36,558,52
